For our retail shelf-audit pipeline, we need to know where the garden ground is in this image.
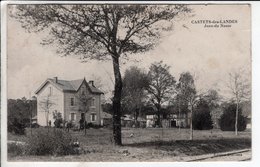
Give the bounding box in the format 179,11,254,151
8,127,251,161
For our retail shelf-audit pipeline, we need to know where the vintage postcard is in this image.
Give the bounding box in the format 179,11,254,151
1,1,256,166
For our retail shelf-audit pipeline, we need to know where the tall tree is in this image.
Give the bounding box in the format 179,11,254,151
147,61,176,127
121,66,150,121
204,89,220,109
11,4,190,145
8,97,37,134
219,103,247,132
178,72,198,140
204,89,221,128
8,98,35,122
227,71,250,135
193,98,213,130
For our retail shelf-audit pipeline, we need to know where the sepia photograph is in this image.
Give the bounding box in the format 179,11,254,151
2,2,253,163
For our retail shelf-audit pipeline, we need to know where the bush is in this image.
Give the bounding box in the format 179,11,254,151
54,119,63,128
219,103,247,131
87,123,102,129
79,119,88,129
53,111,63,128
8,118,26,135
26,129,76,156
8,143,25,156
31,123,40,128
193,100,213,130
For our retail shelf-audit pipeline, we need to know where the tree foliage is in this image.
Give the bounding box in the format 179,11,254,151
178,72,197,105
167,97,189,115
219,103,247,131
147,61,176,126
101,103,113,115
11,4,191,145
203,89,222,127
227,71,250,104
11,5,190,59
177,72,198,140
121,66,150,119
204,89,220,109
227,70,250,135
193,99,213,130
8,98,37,135
53,111,63,128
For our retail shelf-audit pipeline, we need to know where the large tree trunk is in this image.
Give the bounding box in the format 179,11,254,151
157,112,161,127
112,56,122,145
156,104,161,127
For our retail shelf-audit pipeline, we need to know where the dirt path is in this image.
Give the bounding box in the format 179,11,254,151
186,149,251,161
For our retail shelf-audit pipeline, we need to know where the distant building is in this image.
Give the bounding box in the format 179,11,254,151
101,111,113,127
145,106,191,128
121,114,134,127
167,112,191,128
146,114,156,128
35,77,103,127
241,101,251,130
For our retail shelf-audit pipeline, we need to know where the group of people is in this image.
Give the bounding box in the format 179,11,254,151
48,118,87,132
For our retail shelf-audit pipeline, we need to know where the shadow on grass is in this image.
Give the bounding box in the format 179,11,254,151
123,138,251,156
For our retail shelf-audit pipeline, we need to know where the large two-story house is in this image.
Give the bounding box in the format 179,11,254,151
35,77,103,127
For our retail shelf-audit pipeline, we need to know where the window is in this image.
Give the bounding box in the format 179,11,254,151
70,113,76,121
81,113,85,119
147,115,153,119
81,87,85,95
82,90,85,95
91,98,95,106
90,113,97,122
49,87,52,96
70,98,74,106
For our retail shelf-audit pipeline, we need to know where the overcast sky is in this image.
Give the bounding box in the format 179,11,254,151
7,4,251,100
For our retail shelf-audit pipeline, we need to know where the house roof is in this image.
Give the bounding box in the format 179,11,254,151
35,78,103,94
101,112,112,119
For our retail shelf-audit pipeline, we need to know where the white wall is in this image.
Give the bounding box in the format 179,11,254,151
36,82,64,126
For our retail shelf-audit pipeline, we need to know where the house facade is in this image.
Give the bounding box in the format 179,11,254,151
144,105,191,128
146,113,191,128
35,77,103,127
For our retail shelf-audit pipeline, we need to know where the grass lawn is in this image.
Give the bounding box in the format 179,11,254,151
8,127,251,161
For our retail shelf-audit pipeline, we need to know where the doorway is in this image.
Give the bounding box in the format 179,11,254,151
171,120,177,127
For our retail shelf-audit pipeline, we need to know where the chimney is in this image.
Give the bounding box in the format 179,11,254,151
54,77,58,83
89,80,94,87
